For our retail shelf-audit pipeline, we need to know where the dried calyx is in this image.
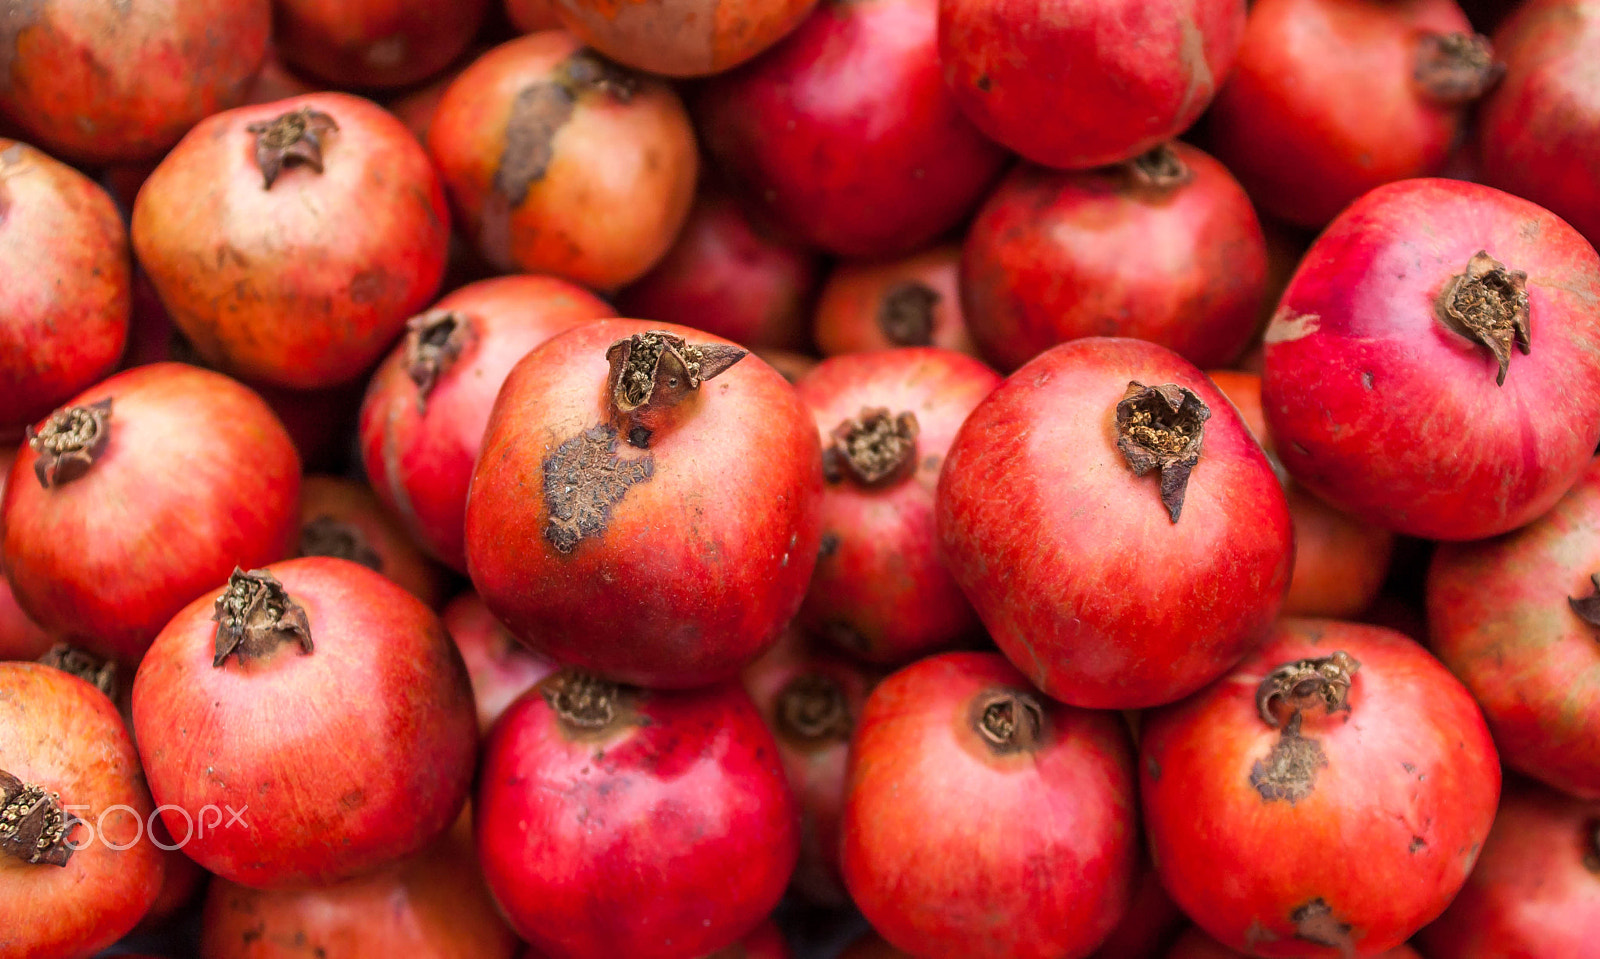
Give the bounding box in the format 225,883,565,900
1438,250,1530,387
878,281,939,346
605,330,747,448
0,769,78,867
540,669,623,731
1414,32,1502,106
973,689,1045,755
561,48,640,102
1568,573,1600,627
1128,143,1194,189
775,674,852,743
212,568,314,667
37,644,117,699
822,408,920,486
246,106,340,190
404,310,472,410
1115,382,1209,523
298,516,383,573
27,398,111,490
1256,651,1361,728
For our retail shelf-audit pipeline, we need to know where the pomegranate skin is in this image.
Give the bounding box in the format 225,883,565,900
358,275,615,572
476,672,800,959
131,93,451,390
938,0,1243,170
1141,620,1501,956
549,0,819,77
507,0,564,31
295,475,447,610
464,319,824,689
0,455,54,664
441,590,558,735
274,0,490,89
1166,927,1422,958
840,652,1140,959
937,337,1294,709
0,0,270,164
1261,178,1600,541
814,245,979,358
695,0,1010,259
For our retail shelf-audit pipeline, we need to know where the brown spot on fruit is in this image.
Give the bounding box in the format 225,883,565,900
494,82,574,208
1291,898,1355,955
541,424,654,554
878,281,939,346
1249,712,1328,804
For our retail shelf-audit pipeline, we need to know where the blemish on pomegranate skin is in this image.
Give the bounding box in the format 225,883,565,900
541,424,655,554
1264,310,1321,344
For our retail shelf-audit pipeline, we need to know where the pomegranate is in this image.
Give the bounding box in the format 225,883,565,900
274,0,490,89
0,451,51,662
477,669,799,958
0,0,271,163
1141,619,1501,955
939,0,1243,169
841,651,1139,958
813,245,978,358
296,475,447,609
0,140,130,436
359,274,615,572
961,143,1268,373
132,93,452,390
0,662,165,959
1089,863,1186,959
428,33,698,289
507,0,564,32
937,337,1294,709
1208,0,1500,227
794,348,1000,663
132,558,478,888
464,319,823,689
1,363,301,666
1261,178,1600,540
695,0,1009,258
1165,927,1422,958
549,0,817,77
442,590,558,735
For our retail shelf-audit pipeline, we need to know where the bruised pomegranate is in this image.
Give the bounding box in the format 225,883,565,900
274,0,490,89
1141,619,1500,955
937,337,1294,709
549,0,817,76
1,363,301,666
296,475,446,609
428,34,698,289
695,0,1009,258
132,94,451,390
0,451,51,663
841,652,1140,958
464,320,823,688
442,590,558,735
1261,178,1600,540
477,669,799,958
1165,927,1422,958
813,246,977,358
132,559,477,888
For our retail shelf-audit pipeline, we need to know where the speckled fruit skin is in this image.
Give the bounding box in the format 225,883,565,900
295,475,447,609
1166,927,1423,959
795,348,1000,663
1427,456,1600,798
1477,0,1600,249
132,557,478,890
1141,619,1501,957
464,319,824,689
938,0,1243,170
814,245,979,358
1209,0,1480,228
841,652,1140,959
550,0,818,76
476,674,799,959
132,93,450,390
428,33,698,290
0,663,165,959
441,591,558,736
936,337,1294,709
0,140,129,435
1416,780,1600,958
0,0,270,164
0,455,54,663
1260,178,1600,541
1,363,302,666
695,0,1009,259
274,0,490,89
962,145,1268,373
359,275,614,573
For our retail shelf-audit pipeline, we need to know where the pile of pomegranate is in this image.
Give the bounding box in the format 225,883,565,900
4,0,1600,956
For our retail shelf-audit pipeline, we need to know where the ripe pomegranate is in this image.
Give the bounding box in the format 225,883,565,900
296,475,446,609
132,558,478,888
1089,863,1186,959
132,93,451,390
937,337,1294,709
507,0,563,32
0,140,130,436
695,0,1009,258
465,319,823,689
0,451,51,662
795,348,1000,663
1261,178,1600,540
1208,0,1500,227
477,669,799,958
962,144,1268,373
939,0,1243,169
1165,927,1422,958
0,662,165,959
1,363,302,666
551,0,816,76
842,651,1139,958
274,0,490,89
1141,619,1501,955
359,274,615,572
0,0,271,163
813,245,978,358
428,33,698,289
442,590,558,735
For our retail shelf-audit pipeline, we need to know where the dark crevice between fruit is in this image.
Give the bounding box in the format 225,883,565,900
604,330,746,448
1127,143,1194,189
540,669,621,732
1115,382,1209,522
972,689,1044,756
403,310,472,411
1291,898,1356,957
298,516,383,573
1414,32,1502,106
212,568,314,667
494,49,639,207
0,769,78,867
822,408,920,486
1256,651,1360,728
246,107,339,190
542,424,654,554
1568,573,1600,627
1249,712,1328,804
37,644,117,700
1585,822,1600,874
878,282,939,346
1437,250,1530,386
775,674,852,745
27,398,111,489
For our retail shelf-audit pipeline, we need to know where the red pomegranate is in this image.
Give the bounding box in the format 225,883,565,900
695,0,1010,258
1165,927,1422,958
814,245,978,358
442,590,558,735
476,670,799,958
274,0,490,89
132,93,452,390
1,363,302,666
295,475,446,609
464,319,823,689
507,0,563,32
1261,178,1600,540
937,337,1294,709
1141,619,1501,955
132,558,478,888
961,144,1268,373
549,0,817,76
0,450,51,662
